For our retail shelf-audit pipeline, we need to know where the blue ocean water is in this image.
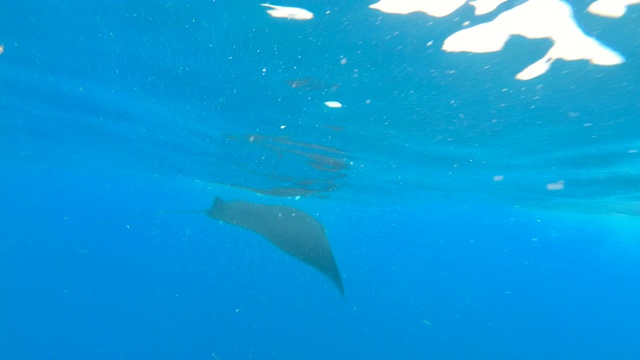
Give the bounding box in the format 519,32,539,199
1,1,640,359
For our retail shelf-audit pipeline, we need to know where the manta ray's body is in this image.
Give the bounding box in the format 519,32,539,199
207,197,344,294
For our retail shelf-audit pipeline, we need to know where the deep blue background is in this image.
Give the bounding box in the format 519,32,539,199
1,1,640,359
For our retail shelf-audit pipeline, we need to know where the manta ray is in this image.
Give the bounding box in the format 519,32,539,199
207,197,344,294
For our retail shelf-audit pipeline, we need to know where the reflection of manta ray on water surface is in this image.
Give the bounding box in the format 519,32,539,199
221,134,349,198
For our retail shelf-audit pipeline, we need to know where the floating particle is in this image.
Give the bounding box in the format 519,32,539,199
546,181,565,191
324,101,343,108
261,4,314,20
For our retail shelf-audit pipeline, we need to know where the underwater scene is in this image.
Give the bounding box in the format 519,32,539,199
1,0,640,359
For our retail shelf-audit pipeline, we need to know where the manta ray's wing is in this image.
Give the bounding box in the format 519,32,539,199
207,197,344,294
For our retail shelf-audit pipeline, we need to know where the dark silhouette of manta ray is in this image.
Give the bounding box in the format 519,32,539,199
207,197,344,294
